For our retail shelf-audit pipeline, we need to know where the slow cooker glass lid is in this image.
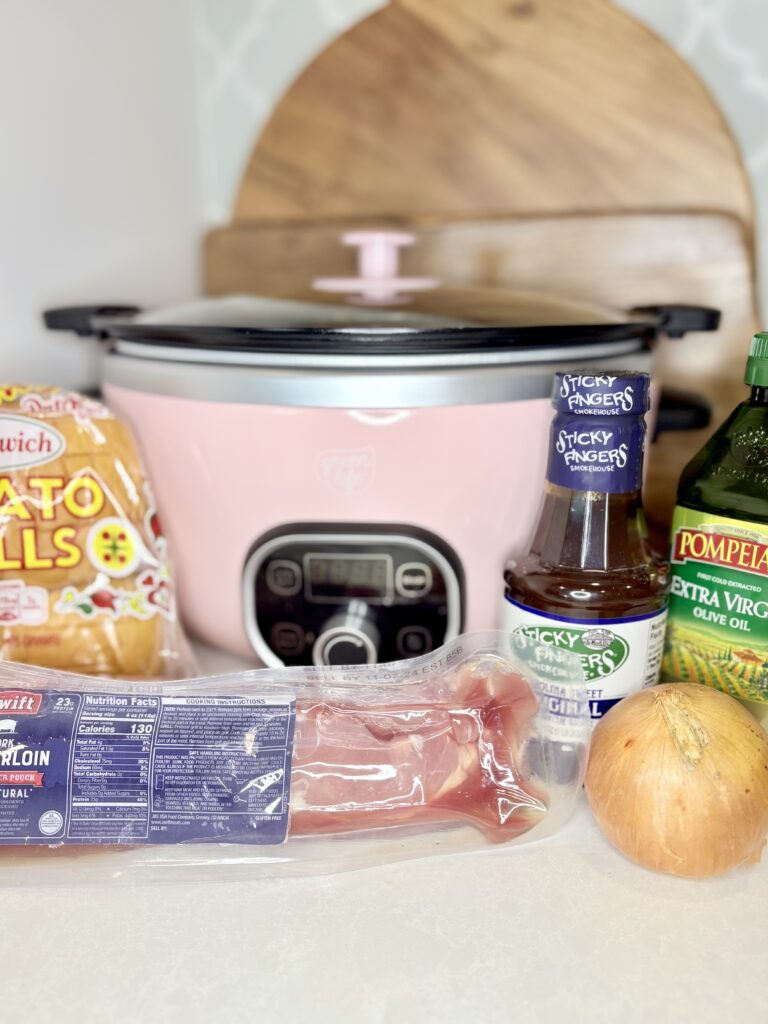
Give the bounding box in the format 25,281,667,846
101,290,661,361
107,320,656,359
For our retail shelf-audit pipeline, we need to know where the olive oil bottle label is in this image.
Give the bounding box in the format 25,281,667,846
502,598,667,723
663,507,768,703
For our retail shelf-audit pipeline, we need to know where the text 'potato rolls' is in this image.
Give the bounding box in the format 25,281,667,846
0,385,191,677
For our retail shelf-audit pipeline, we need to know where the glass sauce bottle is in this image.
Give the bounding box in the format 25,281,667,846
662,334,768,724
503,371,669,725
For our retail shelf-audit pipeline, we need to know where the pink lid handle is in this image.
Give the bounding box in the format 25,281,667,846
313,231,438,305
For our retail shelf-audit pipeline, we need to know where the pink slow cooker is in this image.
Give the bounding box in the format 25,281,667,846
46,290,717,668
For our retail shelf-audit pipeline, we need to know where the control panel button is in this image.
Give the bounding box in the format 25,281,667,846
266,560,302,597
313,623,378,667
396,626,432,658
395,562,433,599
270,622,306,657
321,635,371,665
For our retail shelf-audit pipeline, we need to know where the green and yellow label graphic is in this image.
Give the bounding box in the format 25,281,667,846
512,623,629,682
663,506,768,703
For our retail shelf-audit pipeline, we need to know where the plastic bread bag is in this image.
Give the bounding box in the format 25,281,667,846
0,632,588,884
0,385,194,678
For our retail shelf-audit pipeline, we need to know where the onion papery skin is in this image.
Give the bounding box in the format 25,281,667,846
585,683,768,878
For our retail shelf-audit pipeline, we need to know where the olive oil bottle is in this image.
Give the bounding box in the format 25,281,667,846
503,372,669,727
662,334,768,723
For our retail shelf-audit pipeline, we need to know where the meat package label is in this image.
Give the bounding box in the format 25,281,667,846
0,689,295,845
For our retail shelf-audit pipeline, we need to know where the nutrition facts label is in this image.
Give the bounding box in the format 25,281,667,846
69,696,157,840
0,689,295,846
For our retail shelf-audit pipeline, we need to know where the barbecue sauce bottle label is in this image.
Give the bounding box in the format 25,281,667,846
503,372,669,726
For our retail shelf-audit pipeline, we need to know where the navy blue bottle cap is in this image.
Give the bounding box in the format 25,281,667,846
552,371,650,417
547,371,650,493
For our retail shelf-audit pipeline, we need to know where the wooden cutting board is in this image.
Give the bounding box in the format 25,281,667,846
204,0,759,530
227,0,752,225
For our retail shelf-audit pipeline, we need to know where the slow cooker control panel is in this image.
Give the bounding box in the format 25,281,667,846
242,525,463,667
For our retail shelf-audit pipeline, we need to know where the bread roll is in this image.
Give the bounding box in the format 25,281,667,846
0,386,188,677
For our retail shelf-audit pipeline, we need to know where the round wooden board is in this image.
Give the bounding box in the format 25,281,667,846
233,0,753,226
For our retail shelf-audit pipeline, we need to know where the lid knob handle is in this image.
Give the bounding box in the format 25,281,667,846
313,230,438,305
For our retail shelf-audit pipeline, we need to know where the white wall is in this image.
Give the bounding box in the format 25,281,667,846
0,1,202,388
620,0,768,309
2,1,767,389
193,0,381,224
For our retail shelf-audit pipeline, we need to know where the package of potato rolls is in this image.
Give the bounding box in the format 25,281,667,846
0,385,193,678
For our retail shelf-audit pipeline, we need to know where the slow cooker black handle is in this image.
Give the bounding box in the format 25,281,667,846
654,388,711,439
631,304,721,338
43,305,141,338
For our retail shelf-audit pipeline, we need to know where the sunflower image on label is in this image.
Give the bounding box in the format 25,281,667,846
86,518,144,578
663,507,768,703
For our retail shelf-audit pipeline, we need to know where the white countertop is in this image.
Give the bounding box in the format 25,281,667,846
3,643,766,1023
2,796,766,1024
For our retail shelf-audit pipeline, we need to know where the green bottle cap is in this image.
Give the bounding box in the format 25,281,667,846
746,333,768,387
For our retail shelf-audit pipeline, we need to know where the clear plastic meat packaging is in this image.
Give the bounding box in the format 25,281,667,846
0,632,588,883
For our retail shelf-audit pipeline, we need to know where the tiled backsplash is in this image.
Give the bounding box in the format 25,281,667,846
193,0,768,306
192,0,380,223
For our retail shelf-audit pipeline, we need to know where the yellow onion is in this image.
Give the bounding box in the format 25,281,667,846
585,683,768,878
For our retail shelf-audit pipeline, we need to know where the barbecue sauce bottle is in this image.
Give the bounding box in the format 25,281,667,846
662,335,768,724
503,371,669,725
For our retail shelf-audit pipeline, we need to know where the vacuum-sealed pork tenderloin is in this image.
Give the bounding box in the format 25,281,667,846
0,635,587,880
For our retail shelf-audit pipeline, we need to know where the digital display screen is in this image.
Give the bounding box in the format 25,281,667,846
306,555,391,603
